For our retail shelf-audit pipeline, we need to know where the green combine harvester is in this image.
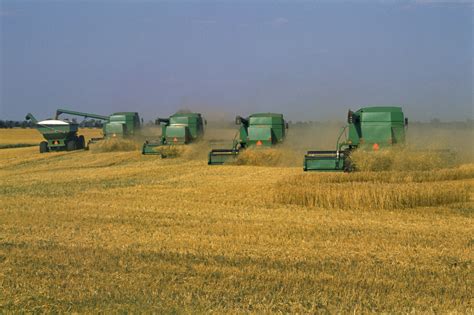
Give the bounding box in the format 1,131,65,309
25,113,87,153
208,113,288,165
304,106,408,171
142,112,206,155
55,109,141,142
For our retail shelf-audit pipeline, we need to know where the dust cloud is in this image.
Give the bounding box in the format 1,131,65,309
137,108,474,168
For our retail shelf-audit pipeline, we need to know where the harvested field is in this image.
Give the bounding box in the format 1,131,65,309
0,128,473,313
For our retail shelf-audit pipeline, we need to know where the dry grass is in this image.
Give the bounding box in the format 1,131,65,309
288,164,474,184
147,144,189,158
236,148,285,166
275,165,474,210
0,128,43,145
350,147,458,171
234,148,300,166
0,143,37,149
276,180,470,210
90,138,140,152
0,128,102,146
0,129,473,313
147,142,211,159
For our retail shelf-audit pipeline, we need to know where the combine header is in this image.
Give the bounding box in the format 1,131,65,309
142,112,206,155
304,106,408,171
208,113,288,165
25,113,87,153
55,109,141,142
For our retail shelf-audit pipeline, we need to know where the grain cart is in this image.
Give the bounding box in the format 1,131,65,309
25,113,87,153
208,113,288,165
55,109,141,141
304,106,408,171
142,112,206,155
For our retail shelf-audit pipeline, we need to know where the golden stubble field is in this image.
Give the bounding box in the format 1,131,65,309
0,128,473,313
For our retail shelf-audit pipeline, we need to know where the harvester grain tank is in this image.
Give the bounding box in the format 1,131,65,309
303,106,408,171
55,109,141,140
142,112,206,155
208,112,288,165
25,113,87,153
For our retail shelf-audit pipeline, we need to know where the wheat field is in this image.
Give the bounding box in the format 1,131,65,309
0,128,473,313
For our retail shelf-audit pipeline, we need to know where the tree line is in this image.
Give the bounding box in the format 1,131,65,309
1,118,472,129
0,119,104,129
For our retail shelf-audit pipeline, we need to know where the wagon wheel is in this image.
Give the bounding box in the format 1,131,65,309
66,140,77,151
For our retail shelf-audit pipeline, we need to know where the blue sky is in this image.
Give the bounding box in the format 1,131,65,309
0,0,472,121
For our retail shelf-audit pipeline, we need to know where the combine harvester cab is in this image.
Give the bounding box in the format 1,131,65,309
105,112,141,139
208,113,288,165
55,109,142,143
304,106,408,171
25,113,87,153
142,112,205,156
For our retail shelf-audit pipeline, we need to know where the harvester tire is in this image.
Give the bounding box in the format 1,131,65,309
66,140,76,151
39,141,48,153
77,135,86,150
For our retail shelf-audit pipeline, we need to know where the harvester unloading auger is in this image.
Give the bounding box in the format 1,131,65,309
142,112,206,156
55,109,142,143
208,113,288,165
25,112,87,153
304,106,408,171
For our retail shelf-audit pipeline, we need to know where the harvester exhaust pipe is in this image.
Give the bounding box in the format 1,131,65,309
347,110,354,124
